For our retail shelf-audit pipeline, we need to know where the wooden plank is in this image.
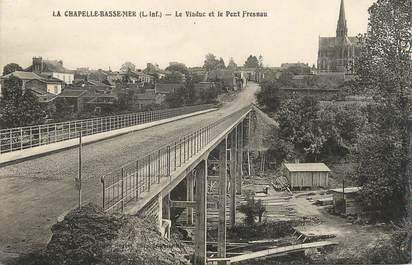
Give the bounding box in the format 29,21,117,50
170,200,197,208
230,241,338,263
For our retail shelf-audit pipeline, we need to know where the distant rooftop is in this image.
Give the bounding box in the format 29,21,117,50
1,71,42,80
284,163,331,172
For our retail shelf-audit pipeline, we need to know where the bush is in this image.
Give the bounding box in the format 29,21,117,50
238,190,266,226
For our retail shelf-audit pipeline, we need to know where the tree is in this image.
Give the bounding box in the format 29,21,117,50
2,63,23,76
355,134,405,221
161,71,184,83
120,62,135,72
258,55,264,68
244,55,259,68
164,86,185,108
165,63,189,75
354,0,412,221
217,57,226,69
203,53,219,71
278,96,325,161
256,79,282,112
227,57,238,70
0,77,46,128
285,65,310,75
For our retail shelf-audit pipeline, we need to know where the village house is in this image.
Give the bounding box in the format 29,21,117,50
122,70,154,86
0,71,64,103
238,67,265,83
133,89,163,109
26,57,74,84
283,163,331,190
144,63,171,80
56,87,118,113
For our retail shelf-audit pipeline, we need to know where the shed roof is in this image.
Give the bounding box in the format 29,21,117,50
284,163,331,172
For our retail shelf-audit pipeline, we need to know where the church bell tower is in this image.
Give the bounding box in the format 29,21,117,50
336,0,348,38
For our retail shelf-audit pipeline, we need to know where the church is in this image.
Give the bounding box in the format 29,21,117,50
317,0,361,73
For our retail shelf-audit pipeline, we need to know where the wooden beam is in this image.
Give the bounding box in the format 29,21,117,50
170,200,197,208
163,193,171,220
229,131,237,228
247,113,251,177
218,138,227,259
194,160,207,265
207,175,220,182
187,172,194,225
236,124,242,195
157,194,163,233
229,241,338,263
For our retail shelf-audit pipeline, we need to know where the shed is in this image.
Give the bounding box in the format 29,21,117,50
283,163,331,189
329,187,361,216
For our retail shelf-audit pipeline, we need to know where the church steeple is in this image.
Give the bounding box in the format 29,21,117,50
336,0,348,38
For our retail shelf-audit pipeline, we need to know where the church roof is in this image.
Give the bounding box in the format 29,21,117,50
318,35,359,49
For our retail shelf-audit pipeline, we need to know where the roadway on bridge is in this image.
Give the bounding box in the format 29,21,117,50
0,82,259,259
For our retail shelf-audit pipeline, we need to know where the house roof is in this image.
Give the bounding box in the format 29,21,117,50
57,89,87,98
284,163,331,172
27,76,63,84
130,70,154,78
329,187,360,194
1,71,43,80
155,83,184,94
28,87,57,103
134,92,156,100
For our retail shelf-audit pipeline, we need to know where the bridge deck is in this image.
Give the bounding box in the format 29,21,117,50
0,83,258,258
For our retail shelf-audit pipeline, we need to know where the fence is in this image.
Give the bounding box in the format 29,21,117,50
0,104,215,154
101,105,252,213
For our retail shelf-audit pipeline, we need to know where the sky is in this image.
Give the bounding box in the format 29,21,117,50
0,0,376,71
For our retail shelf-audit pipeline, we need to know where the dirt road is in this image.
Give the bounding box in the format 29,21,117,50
0,83,259,260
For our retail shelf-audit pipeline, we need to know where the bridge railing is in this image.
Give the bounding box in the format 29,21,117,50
101,105,252,213
0,104,215,154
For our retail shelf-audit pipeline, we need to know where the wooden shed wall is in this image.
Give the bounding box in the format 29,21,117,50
289,171,328,189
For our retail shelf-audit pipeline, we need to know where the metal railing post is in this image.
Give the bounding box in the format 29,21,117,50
101,177,105,210
136,161,139,200
167,146,171,181
121,167,125,212
158,150,161,183
148,155,151,192
174,141,177,170
20,128,23,150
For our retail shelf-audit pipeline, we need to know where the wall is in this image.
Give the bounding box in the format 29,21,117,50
51,72,74,84
47,83,62,94
289,171,328,189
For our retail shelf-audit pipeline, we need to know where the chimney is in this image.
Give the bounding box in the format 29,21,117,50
32,57,43,73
